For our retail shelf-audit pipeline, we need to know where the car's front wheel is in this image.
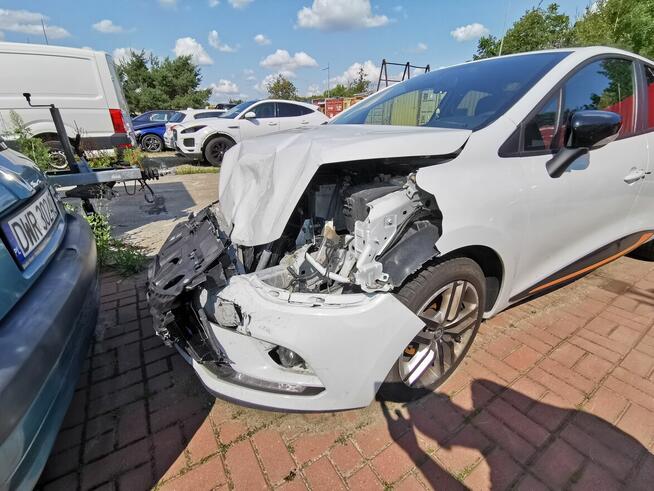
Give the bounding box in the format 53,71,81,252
378,257,485,402
204,136,234,166
141,134,163,153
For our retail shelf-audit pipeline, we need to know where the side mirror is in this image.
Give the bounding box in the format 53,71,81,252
546,110,622,178
243,111,256,119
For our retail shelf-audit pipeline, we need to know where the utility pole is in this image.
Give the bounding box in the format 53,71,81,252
41,17,49,45
498,0,511,56
322,63,330,98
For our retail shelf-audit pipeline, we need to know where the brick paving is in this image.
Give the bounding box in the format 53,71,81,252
38,256,654,490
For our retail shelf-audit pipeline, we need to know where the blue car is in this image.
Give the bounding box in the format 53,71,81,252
132,110,181,152
0,137,99,489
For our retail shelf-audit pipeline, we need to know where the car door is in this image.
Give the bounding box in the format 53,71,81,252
510,56,649,301
238,101,278,140
276,102,313,130
631,63,654,232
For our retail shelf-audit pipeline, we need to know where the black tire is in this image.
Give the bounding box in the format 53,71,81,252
630,239,654,261
203,136,234,166
377,257,486,402
140,134,164,153
43,139,69,170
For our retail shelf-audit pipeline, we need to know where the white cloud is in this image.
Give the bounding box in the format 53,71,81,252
208,30,236,52
173,37,213,65
450,22,489,42
228,0,253,8
208,0,220,6
0,9,70,39
332,60,379,86
159,0,177,7
254,33,270,45
414,42,428,52
210,79,240,94
243,68,256,81
297,0,388,31
305,84,322,97
254,73,277,94
260,49,318,76
92,19,123,34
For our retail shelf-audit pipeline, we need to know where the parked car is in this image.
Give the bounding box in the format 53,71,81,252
133,111,183,152
0,138,98,488
162,109,232,150
148,47,654,411
0,42,135,168
172,99,328,165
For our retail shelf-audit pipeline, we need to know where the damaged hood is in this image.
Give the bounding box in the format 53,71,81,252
219,124,471,246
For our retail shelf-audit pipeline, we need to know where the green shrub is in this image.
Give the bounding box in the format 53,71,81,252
8,111,52,171
123,147,145,167
87,154,114,168
175,164,219,175
85,212,147,276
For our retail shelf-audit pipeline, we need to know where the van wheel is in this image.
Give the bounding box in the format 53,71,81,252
204,136,234,166
377,257,485,402
43,140,69,170
141,134,163,153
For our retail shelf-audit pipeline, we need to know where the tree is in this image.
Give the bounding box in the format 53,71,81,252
349,66,371,94
573,0,654,60
265,74,298,100
474,3,573,59
116,51,211,113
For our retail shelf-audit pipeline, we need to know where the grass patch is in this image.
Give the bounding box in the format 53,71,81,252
85,212,148,276
175,164,219,175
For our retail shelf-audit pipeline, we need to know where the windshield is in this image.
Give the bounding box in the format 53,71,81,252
219,100,259,119
331,52,570,131
132,112,152,123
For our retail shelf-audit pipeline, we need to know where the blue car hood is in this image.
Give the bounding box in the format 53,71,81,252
133,121,165,131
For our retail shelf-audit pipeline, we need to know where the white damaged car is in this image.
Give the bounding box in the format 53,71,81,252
147,47,654,411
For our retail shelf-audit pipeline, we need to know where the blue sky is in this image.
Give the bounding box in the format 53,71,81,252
1,0,593,102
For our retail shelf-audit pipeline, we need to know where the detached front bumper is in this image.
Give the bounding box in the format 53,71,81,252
147,205,422,411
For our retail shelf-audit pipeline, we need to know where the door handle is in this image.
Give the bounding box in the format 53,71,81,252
624,168,650,184
301,121,310,125
268,122,278,126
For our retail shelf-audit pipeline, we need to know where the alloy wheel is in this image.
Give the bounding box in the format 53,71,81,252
398,280,480,388
142,135,162,152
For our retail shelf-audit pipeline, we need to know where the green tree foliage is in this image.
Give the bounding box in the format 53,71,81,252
116,51,211,113
474,1,654,61
474,3,573,59
573,0,654,59
265,74,298,100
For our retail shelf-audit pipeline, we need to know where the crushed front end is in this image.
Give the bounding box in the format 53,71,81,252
148,161,448,411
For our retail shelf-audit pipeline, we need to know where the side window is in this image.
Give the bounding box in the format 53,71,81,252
562,58,635,137
194,111,223,119
277,103,303,117
524,91,561,151
299,106,314,115
150,113,168,122
251,102,275,118
646,65,654,129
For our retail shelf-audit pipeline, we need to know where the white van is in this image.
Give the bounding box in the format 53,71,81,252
0,42,136,162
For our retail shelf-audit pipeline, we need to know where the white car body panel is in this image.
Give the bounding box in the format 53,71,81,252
148,47,654,411
220,124,471,246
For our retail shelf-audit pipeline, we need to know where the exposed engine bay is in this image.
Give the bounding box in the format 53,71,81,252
147,161,442,365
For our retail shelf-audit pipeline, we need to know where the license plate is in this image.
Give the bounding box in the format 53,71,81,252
1,188,60,268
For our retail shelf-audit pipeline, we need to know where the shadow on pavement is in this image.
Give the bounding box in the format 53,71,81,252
381,379,650,489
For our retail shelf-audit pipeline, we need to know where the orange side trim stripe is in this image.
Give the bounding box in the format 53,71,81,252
529,232,654,294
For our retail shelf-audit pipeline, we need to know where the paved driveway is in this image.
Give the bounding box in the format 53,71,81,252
37,253,654,490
